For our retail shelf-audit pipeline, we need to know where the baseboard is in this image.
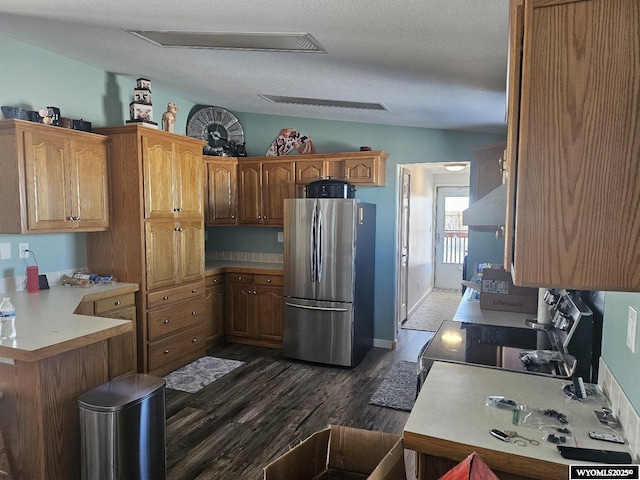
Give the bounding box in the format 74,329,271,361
374,338,396,349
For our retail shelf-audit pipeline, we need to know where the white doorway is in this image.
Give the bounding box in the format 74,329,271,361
434,186,469,290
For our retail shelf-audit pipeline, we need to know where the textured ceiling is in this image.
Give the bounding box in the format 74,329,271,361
0,0,509,133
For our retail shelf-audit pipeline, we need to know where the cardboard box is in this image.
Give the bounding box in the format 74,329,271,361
480,267,538,314
263,425,406,480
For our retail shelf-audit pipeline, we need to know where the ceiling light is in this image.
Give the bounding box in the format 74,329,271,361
444,163,467,172
260,95,389,111
128,31,326,53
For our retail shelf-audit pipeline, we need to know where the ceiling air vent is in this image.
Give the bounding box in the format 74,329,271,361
128,31,326,53
260,95,390,111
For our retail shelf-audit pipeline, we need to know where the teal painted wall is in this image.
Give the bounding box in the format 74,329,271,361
0,35,197,277
602,292,640,412
3,36,639,413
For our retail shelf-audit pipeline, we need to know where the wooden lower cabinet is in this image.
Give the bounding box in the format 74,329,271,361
145,281,206,376
205,273,226,347
226,272,283,348
75,290,138,379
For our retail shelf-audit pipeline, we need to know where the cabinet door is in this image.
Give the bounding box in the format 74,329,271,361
24,130,72,230
105,306,137,379
145,220,178,290
71,138,110,230
142,136,176,219
205,160,238,225
262,161,295,226
178,219,205,284
205,275,226,346
344,156,384,186
254,284,283,342
226,275,253,337
295,159,325,185
175,140,203,218
238,162,262,224
511,0,640,290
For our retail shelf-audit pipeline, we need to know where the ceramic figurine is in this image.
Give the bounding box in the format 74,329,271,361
162,103,178,133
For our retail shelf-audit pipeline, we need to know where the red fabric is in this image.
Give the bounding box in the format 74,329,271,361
439,452,500,480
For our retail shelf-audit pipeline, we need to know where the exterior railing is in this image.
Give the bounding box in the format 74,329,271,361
443,230,468,264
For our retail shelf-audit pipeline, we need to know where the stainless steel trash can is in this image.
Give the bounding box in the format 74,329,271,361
78,374,166,480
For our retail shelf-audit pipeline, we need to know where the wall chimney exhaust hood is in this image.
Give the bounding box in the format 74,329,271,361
462,184,507,226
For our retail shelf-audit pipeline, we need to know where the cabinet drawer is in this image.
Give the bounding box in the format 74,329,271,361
228,274,253,284
95,292,136,314
206,273,225,287
147,281,205,309
254,274,283,286
147,300,205,341
147,324,205,371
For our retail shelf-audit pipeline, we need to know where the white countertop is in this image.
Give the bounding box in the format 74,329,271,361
404,361,635,478
0,282,138,362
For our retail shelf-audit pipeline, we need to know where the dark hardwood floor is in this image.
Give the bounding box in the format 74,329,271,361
165,328,434,479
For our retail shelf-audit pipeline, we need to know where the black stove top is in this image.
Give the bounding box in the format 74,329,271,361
419,321,574,378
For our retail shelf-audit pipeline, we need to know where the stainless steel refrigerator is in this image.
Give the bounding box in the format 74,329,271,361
283,198,375,367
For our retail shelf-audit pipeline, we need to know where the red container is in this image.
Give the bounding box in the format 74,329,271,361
27,265,39,293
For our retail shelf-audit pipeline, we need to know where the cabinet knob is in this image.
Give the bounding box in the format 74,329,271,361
192,289,197,293
267,278,271,283
114,300,121,305
191,311,197,315
192,338,197,343
163,296,169,301
75,216,81,221
66,216,74,221
163,349,170,355
175,227,184,232
247,290,252,294
163,319,170,324
258,215,262,219
231,215,236,219
253,291,257,295
213,279,218,284
237,276,242,280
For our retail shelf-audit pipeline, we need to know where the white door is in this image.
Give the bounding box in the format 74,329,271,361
434,187,469,290
397,169,410,328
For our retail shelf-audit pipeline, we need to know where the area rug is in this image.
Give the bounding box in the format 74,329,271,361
402,288,461,332
369,360,417,412
164,356,245,394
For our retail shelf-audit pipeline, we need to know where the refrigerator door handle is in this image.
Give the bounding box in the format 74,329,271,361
285,302,349,312
316,208,323,282
310,204,317,282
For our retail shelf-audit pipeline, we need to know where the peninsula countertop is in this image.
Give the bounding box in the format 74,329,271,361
0,282,138,362
453,295,534,327
404,361,635,479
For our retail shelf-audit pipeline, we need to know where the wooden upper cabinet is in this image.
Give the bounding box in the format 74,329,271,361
470,142,506,203
0,119,109,233
343,152,387,186
237,159,295,225
205,158,238,225
506,0,640,291
143,135,203,219
262,161,295,225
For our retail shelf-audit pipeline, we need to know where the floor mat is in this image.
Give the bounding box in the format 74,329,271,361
164,356,245,394
402,288,461,332
369,360,417,412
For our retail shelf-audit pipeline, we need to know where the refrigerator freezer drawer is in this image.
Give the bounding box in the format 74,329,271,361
283,299,353,367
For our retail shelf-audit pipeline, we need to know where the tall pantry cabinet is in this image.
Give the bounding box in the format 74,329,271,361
87,125,207,376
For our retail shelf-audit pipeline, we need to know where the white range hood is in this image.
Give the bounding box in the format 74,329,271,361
462,184,507,226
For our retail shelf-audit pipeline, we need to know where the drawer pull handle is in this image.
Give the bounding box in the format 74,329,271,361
163,349,170,354
114,300,121,305
163,319,170,324
163,296,169,301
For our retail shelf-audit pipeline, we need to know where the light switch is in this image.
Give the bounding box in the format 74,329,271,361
277,232,284,243
0,243,10,260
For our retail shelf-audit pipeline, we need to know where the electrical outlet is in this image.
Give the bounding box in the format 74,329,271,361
0,243,11,260
627,306,637,354
18,242,29,259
